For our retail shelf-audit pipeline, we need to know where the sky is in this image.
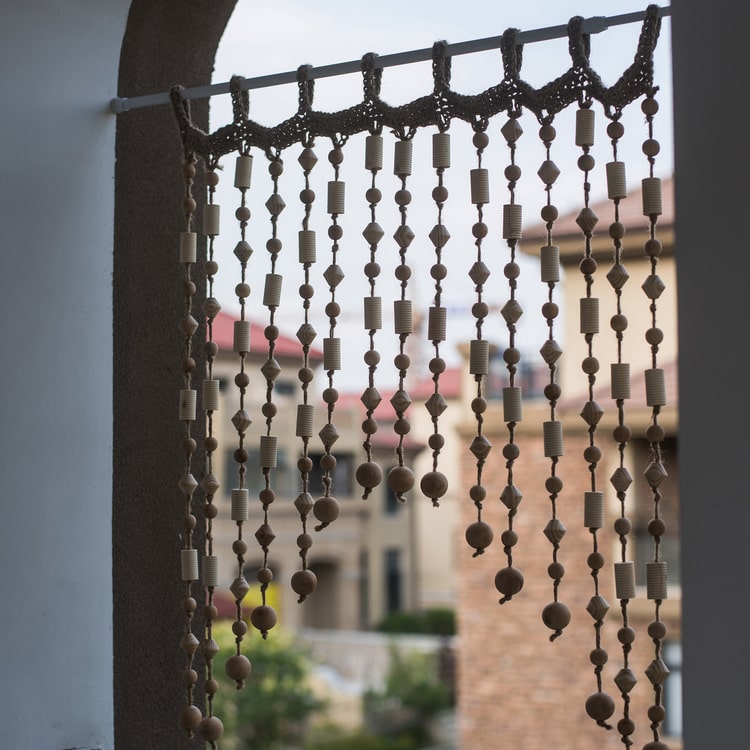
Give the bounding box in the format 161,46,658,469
207,1,673,391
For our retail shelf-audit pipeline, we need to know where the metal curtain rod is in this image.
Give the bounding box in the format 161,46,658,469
110,5,671,114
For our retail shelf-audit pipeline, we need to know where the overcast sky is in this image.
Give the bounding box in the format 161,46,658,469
206,1,673,391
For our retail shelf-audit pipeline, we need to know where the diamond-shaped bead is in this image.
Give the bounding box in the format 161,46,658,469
606,263,630,290
469,435,492,460
500,484,523,510
201,473,220,494
265,193,286,216
644,461,668,487
501,117,523,143
234,240,253,263
178,473,198,494
200,638,220,659
425,392,447,417
179,314,199,336
543,518,566,544
614,668,638,694
231,409,252,432
295,492,314,515
501,299,523,324
296,323,317,346
537,159,560,185
393,224,415,248
576,207,599,233
540,339,563,365
469,261,491,286
203,297,221,319
580,400,604,427
428,224,451,248
298,147,318,171
645,658,670,686
610,466,633,493
180,632,200,655
261,358,281,382
230,575,250,601
323,264,345,288
319,423,339,446
390,389,412,413
586,594,610,621
361,386,382,410
642,274,666,300
255,523,276,547
362,221,384,245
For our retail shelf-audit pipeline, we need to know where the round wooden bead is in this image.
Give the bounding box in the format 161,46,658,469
494,566,524,598
547,561,565,580
313,496,340,524
465,521,493,551
420,471,448,499
356,461,383,489
250,604,278,633
178,704,202,731
197,715,224,742
542,601,571,632
585,692,615,722
226,654,252,684
291,569,318,596
387,466,415,494
589,647,608,666
618,626,636,644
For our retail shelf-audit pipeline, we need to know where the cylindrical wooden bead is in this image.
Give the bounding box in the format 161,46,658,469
323,337,341,370
469,339,490,375
584,491,604,529
503,204,523,240
470,168,489,205
202,555,220,588
364,296,382,330
579,297,600,334
327,180,345,215
575,108,595,147
645,367,666,406
231,488,249,521
394,140,413,176
614,561,636,600
179,389,197,421
611,363,631,400
259,435,278,468
540,245,560,283
234,154,253,189
181,549,199,581
296,404,315,438
179,232,197,264
543,420,564,458
202,379,220,412
428,306,447,341
203,203,220,237
298,229,316,264
263,273,283,308
606,161,627,200
432,132,451,169
642,177,663,216
233,321,251,354
394,299,413,335
646,561,668,600
503,386,523,423
365,134,383,171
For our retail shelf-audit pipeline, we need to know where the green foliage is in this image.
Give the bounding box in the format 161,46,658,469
212,621,327,750
375,608,456,636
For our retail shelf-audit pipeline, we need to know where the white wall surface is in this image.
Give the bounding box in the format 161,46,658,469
0,1,129,746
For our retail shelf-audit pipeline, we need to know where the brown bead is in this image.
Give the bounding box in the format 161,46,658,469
539,123,556,142
204,436,218,453
232,620,248,637
432,185,449,203
420,471,448,498
205,504,218,519
504,164,522,182
617,718,635,736
647,704,666,723
581,356,600,375
501,529,518,548
542,601,571,632
182,161,197,178
322,387,339,404
465,521,493,550
387,466,415,494
643,742,669,750
613,517,632,535
234,372,250,388
589,647,608,666
257,567,273,584
471,397,487,414
648,518,666,538
428,433,445,451
579,256,597,275
541,301,559,319
356,461,383,489
235,205,251,222
182,515,196,531
297,533,313,550
197,715,224,742
578,153,595,172
618,626,636,645
182,596,197,613
234,447,248,463
182,356,195,373
182,437,197,454
495,566,524,598
226,654,252,684
183,668,198,685
298,456,313,473
320,453,337,471
585,691,615,722
540,204,558,222
583,445,602,463
588,551,605,570
607,121,625,140
502,443,520,460
612,424,632,443
472,131,489,149
394,418,411,436
610,313,628,332
547,561,565,580
232,539,248,556
394,189,412,206
291,569,318,596
313,496,340,524
544,383,561,401
647,620,667,640
328,224,343,241
646,424,666,443
362,418,378,435
182,280,197,296
181,197,197,214
503,347,521,365
545,475,563,494
645,327,664,345
205,604,218,620
205,678,219,695
205,170,220,186
393,352,411,370
641,98,659,115
250,604,278,633
609,221,625,239
366,187,382,204
469,484,486,502
178,704,202,731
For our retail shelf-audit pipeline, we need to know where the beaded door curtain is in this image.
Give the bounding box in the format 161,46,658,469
170,6,670,748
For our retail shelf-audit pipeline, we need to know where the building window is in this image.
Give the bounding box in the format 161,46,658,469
662,640,683,738
384,548,402,614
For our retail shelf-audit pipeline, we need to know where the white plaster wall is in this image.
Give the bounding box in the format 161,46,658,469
0,1,129,746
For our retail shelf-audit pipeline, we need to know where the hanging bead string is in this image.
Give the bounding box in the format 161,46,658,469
494,29,525,606
537,114,571,641
463,117,493,560
312,138,346,532
421,41,452,508
574,95,615,729
603,110,639,747
356,55,386,502
175,150,204,740
291,68,320,604
639,88,671,750
388,129,417,504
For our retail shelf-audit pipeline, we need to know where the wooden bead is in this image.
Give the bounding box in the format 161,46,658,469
420,471,448,499
197,715,224,742
178,704,202,731
250,604,278,634
387,466,415,494
226,654,252,684
291,569,318,596
589,647,608,666
313,496,340,524
585,692,615,722
465,521,493,551
495,566,524,599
